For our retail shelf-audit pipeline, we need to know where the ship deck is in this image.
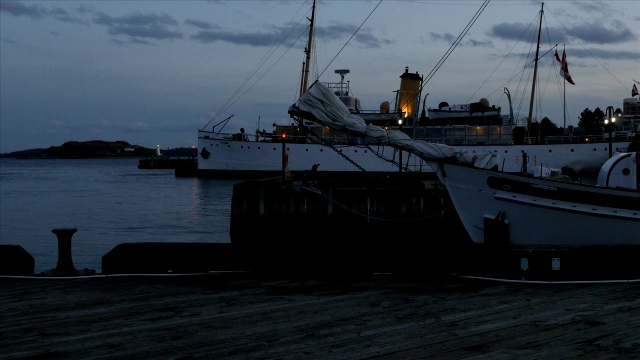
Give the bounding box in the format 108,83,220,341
2,272,640,359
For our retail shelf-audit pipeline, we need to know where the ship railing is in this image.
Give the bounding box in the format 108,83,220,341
412,125,514,145
527,135,609,144
323,81,350,96
199,130,271,142
199,129,339,144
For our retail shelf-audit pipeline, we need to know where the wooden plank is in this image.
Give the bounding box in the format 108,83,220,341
2,274,640,359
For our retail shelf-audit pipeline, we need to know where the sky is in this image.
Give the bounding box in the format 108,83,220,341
1,0,638,153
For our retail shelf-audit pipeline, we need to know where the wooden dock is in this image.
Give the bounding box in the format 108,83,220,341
2,272,640,359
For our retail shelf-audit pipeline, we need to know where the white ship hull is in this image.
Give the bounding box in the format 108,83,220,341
197,130,430,178
197,129,633,179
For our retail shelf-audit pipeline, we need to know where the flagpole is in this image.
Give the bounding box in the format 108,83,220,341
563,44,566,130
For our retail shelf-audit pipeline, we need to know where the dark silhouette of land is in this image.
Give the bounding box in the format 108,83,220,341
0,140,194,159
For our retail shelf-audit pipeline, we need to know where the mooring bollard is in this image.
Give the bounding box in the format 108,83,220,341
52,228,79,276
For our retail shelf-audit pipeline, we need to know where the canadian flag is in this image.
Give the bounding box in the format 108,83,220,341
555,49,575,85
633,84,639,97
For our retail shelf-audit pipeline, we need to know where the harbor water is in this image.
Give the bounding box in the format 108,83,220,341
0,158,235,274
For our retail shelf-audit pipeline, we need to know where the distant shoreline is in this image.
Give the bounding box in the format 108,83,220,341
0,140,196,159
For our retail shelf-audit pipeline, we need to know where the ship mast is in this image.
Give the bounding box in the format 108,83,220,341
300,0,316,96
526,2,544,140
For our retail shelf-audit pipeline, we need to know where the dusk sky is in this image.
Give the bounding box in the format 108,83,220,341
1,0,638,153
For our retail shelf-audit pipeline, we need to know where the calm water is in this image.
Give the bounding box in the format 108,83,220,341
0,158,236,274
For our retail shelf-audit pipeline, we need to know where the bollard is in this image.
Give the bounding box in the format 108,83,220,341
52,228,79,276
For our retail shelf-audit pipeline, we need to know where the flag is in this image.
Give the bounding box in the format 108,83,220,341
558,50,575,85
633,84,639,97
554,50,561,63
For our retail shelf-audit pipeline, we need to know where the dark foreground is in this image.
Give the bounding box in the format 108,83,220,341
2,272,639,359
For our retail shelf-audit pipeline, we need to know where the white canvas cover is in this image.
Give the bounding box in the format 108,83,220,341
292,81,498,168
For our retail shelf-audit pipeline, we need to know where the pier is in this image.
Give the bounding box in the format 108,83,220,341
2,273,640,359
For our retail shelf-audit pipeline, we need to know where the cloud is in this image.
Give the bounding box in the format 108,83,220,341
92,12,183,43
0,1,47,19
0,1,86,24
489,22,564,43
354,32,387,49
571,0,609,13
466,39,493,48
185,19,215,30
2,2,389,50
567,22,636,45
490,21,636,46
190,28,285,46
430,32,492,48
430,32,455,43
190,20,388,49
315,22,389,47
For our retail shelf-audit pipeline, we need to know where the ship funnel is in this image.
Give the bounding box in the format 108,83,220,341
398,67,422,126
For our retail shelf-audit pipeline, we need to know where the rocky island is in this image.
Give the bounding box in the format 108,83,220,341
0,140,193,159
